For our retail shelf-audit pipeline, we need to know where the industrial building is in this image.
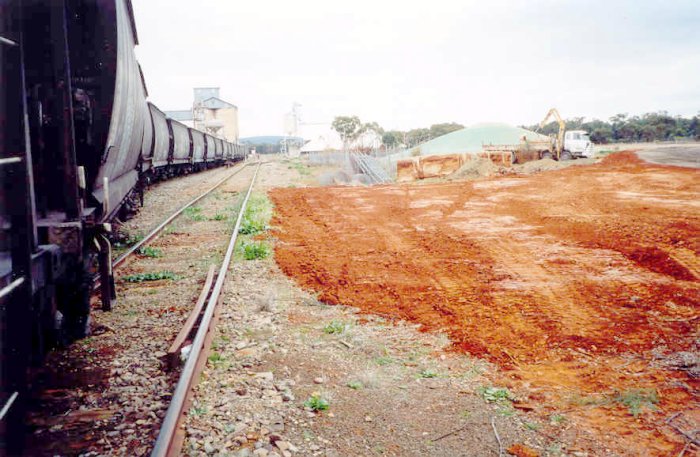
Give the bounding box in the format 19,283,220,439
165,87,240,142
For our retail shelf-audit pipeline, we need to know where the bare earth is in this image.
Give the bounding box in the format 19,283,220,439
270,153,699,456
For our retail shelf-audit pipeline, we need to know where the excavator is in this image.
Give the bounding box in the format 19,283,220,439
535,108,594,160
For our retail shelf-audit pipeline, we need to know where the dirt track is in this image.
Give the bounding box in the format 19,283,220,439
270,153,699,455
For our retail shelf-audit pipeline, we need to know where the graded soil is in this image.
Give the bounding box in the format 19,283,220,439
270,152,700,455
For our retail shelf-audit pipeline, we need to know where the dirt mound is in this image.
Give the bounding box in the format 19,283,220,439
448,157,499,179
601,150,643,166
514,157,599,174
515,157,564,173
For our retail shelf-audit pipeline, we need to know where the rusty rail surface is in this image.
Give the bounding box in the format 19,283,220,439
166,265,217,370
151,162,261,457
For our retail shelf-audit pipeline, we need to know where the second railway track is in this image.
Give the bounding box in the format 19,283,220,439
25,161,263,456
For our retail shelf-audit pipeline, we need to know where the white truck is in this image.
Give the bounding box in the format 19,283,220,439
564,130,594,158
537,109,595,160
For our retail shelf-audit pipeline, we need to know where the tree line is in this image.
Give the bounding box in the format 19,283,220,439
524,111,700,144
333,111,699,150
332,115,464,150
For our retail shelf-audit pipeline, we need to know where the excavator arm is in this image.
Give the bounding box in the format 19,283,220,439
536,108,566,159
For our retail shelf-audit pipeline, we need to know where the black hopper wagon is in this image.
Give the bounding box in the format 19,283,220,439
0,0,245,451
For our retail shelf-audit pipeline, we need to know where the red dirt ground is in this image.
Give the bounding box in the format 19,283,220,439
269,153,699,456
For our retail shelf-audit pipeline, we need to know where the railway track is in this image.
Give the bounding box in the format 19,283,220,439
151,162,261,456
25,161,263,455
92,162,250,295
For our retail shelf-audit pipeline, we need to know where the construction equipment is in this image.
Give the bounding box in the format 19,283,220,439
536,108,567,160
536,108,594,160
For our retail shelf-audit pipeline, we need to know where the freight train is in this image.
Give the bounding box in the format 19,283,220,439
0,0,244,451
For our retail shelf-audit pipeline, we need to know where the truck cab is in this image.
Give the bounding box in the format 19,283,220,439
564,130,594,158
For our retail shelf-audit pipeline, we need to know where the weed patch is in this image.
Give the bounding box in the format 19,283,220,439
242,241,270,260
346,381,363,390
239,194,272,235
479,386,514,403
290,160,311,176
323,320,347,334
523,421,540,431
137,246,163,258
374,356,394,366
304,394,330,411
189,405,208,417
549,414,566,426
612,389,659,417
122,271,178,283
113,232,144,252
419,369,438,378
208,352,223,363
569,388,659,417
184,206,206,221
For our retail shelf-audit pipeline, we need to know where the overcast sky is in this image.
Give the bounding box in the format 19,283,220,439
132,0,700,138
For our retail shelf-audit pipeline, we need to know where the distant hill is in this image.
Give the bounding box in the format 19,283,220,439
240,136,305,154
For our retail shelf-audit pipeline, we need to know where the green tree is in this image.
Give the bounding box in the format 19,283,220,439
688,115,699,139
332,116,363,151
406,128,430,146
428,122,464,139
361,121,384,136
382,130,402,148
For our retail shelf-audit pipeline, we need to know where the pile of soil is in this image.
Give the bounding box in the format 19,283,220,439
448,157,500,179
514,157,564,173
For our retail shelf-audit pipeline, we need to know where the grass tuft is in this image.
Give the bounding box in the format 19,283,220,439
419,369,438,379
347,381,363,390
323,320,347,334
478,386,514,403
374,356,394,366
613,389,659,417
184,206,206,221
550,414,566,425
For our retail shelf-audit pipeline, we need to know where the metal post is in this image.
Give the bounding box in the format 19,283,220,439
97,234,115,311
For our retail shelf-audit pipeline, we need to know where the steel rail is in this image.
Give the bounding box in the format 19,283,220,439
166,265,217,369
113,163,249,269
151,162,261,457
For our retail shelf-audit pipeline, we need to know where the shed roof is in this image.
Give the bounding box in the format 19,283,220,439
201,97,237,110
164,109,192,121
